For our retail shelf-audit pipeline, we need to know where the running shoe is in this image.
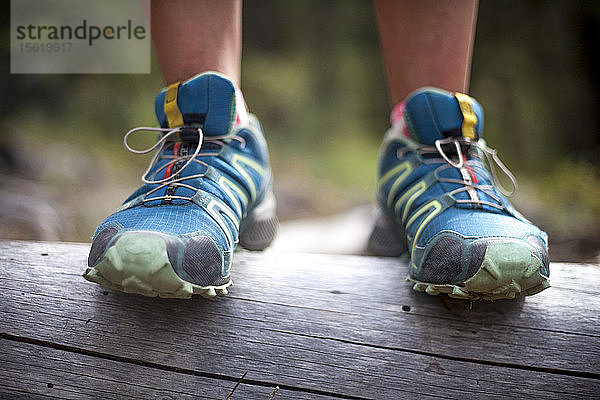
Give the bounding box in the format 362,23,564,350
368,87,550,300
84,72,278,298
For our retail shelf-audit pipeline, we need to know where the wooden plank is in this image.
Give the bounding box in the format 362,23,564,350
1,338,234,399
3,241,598,369
1,240,599,399
0,339,333,400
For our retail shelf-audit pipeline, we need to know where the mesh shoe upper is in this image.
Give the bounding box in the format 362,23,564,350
377,87,549,286
88,72,275,288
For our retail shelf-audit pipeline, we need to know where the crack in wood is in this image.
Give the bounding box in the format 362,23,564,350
226,370,248,400
259,328,600,380
0,333,371,400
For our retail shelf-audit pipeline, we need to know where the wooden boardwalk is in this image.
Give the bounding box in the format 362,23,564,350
1,240,599,399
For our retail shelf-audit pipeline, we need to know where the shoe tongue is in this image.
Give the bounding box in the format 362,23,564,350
154,72,249,136
395,87,484,145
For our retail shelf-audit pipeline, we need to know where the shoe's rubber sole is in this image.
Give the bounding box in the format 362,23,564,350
83,233,231,299
83,192,278,299
408,241,550,300
368,210,550,300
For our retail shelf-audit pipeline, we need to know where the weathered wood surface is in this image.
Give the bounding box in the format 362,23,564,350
1,340,291,400
1,240,599,399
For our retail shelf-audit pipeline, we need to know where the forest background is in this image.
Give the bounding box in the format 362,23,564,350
1,0,598,262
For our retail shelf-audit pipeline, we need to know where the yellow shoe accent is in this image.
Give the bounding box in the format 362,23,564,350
455,92,477,140
164,82,184,128
377,161,412,208
405,200,443,268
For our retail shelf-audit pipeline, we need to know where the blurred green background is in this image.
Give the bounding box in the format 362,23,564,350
1,0,598,261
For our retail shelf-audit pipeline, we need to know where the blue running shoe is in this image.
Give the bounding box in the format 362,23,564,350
368,88,550,300
84,72,278,298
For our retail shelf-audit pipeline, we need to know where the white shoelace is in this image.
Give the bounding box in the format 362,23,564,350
432,137,517,197
401,137,519,211
123,126,244,203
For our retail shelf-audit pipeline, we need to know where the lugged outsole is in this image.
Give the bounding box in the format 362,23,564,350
85,190,278,299
408,241,550,301
83,233,231,299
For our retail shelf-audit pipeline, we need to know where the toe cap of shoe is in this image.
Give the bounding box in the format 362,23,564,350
411,233,549,287
88,228,230,288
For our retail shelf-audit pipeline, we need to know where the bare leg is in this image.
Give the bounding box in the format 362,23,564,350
151,0,242,85
374,0,478,105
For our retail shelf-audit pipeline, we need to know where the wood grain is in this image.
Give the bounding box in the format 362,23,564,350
0,339,328,400
1,240,598,399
